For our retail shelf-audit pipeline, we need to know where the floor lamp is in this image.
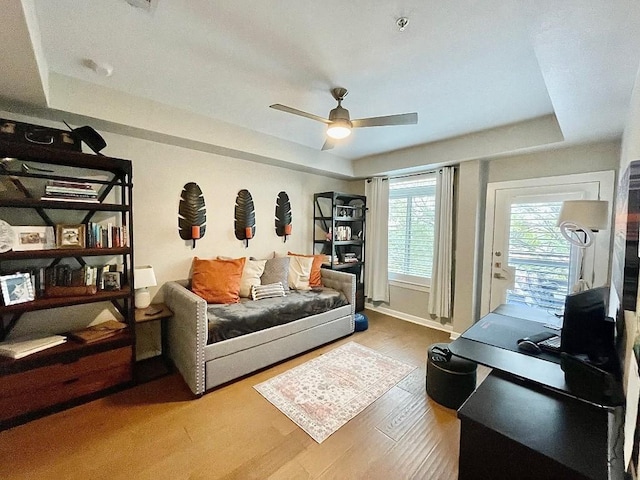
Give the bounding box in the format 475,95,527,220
557,200,609,293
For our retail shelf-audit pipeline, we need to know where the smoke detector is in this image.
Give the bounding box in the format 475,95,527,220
84,59,114,77
396,17,409,32
125,0,157,11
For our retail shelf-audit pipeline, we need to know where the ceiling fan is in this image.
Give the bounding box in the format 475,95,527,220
270,88,418,151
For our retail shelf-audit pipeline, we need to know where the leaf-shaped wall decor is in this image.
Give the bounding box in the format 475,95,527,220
275,191,292,242
234,189,255,247
178,182,206,248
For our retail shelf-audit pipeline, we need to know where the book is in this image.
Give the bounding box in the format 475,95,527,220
47,180,95,190
68,320,127,344
41,196,100,203
0,335,67,359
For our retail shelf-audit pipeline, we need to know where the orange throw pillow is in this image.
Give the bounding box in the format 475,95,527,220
191,257,246,304
288,252,324,287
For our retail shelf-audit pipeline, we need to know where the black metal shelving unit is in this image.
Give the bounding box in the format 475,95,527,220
0,140,135,430
313,191,366,311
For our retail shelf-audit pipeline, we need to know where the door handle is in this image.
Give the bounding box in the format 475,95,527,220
493,273,507,279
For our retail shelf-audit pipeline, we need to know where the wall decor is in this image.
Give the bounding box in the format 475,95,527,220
235,189,255,248
275,191,292,242
178,182,207,249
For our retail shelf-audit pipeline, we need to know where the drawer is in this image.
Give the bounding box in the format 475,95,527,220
0,346,132,422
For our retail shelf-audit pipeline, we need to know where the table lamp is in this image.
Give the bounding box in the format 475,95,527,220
134,265,157,309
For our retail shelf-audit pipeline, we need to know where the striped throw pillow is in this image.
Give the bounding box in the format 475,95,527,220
251,282,286,301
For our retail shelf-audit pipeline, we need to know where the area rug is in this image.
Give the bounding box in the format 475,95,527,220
254,341,416,443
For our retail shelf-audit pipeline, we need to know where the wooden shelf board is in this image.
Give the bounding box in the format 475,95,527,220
0,247,131,260
0,197,128,211
0,287,132,314
0,330,134,375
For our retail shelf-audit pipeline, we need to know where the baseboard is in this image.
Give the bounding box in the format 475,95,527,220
365,304,453,335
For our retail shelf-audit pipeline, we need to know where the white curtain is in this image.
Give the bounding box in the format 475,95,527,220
428,167,455,318
364,177,390,302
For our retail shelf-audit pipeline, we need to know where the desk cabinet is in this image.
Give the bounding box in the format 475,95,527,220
458,372,618,480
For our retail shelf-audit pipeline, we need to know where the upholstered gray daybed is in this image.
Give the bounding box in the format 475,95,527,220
163,269,356,395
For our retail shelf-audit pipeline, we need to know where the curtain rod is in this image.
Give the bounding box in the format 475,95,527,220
367,166,458,183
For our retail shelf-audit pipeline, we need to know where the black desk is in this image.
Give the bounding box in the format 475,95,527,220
449,306,623,406
450,306,624,480
458,371,614,480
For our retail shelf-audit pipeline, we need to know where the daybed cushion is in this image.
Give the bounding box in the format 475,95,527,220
192,257,246,304
206,287,349,343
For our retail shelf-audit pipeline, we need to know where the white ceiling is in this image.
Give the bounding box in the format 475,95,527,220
1,0,640,177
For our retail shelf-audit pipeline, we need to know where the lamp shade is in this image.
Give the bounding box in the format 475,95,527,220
556,200,609,231
134,265,157,289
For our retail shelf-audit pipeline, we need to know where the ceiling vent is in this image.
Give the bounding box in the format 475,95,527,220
125,0,157,11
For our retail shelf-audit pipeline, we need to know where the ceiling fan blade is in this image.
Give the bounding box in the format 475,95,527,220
351,112,418,128
270,104,331,124
321,138,336,151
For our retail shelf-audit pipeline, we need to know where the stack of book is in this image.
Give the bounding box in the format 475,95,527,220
343,253,359,263
87,222,129,248
0,334,67,359
42,180,99,203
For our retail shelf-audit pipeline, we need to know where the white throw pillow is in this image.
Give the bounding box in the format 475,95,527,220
287,255,313,290
251,282,286,300
218,256,266,298
239,258,267,298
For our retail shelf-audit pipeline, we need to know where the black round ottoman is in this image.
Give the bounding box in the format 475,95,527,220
426,343,477,410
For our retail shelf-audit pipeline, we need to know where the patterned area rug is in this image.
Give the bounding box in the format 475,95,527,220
254,341,416,443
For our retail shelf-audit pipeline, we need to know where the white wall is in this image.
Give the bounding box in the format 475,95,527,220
104,130,356,297
0,111,356,349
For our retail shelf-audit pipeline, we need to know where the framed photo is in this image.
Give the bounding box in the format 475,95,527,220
12,226,55,251
102,271,121,291
0,272,35,305
56,224,86,249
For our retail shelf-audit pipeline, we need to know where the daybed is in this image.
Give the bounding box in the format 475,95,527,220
163,268,356,395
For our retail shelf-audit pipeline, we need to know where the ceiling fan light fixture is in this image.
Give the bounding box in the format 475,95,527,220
326,119,352,139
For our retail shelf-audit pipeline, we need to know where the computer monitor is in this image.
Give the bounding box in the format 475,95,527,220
560,286,613,361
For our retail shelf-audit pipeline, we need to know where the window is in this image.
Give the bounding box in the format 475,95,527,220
388,173,437,286
506,201,573,314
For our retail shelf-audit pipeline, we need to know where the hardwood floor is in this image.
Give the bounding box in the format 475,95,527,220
0,311,486,480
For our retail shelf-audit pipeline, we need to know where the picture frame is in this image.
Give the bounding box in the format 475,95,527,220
12,226,55,251
102,271,121,291
56,224,86,249
0,272,35,305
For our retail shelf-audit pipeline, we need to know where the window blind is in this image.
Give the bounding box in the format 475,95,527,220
388,174,437,282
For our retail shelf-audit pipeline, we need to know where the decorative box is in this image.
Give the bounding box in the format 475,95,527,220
0,119,81,152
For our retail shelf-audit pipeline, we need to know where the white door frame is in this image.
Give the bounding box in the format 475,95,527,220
480,170,615,316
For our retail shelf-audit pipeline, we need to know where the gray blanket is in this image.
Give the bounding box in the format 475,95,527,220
206,287,349,344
